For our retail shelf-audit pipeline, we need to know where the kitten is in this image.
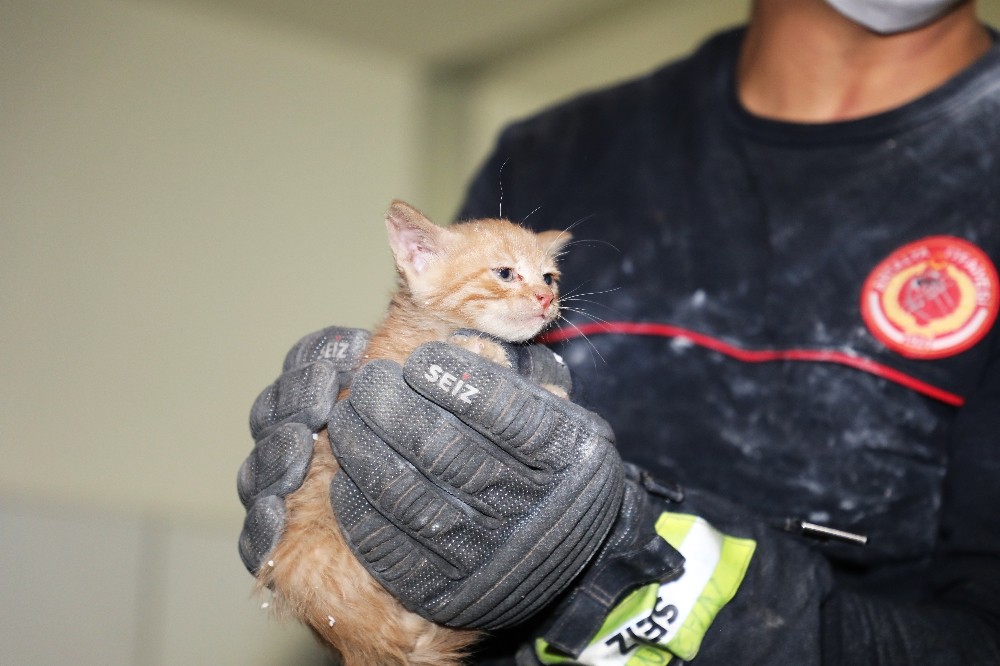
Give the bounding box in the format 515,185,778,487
257,200,571,665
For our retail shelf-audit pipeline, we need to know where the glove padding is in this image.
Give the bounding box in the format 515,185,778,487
248,326,371,439
238,326,370,573
328,341,624,629
237,326,576,576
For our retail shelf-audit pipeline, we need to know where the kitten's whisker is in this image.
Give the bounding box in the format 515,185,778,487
560,306,616,330
559,280,596,299
560,297,608,305
545,226,576,255
555,314,606,366
541,214,600,255
560,297,622,313
523,205,543,222
563,239,621,253
498,159,509,219
560,281,621,301
560,287,626,315
560,286,621,299
564,214,596,233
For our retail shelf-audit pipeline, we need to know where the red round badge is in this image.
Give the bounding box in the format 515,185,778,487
861,236,998,359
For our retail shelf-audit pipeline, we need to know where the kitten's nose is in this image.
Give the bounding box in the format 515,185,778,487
535,292,553,310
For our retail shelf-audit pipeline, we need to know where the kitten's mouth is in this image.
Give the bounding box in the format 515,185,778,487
528,310,559,332
482,302,559,342
500,316,549,342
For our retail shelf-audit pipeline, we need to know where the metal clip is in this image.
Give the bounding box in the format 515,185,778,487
784,519,868,546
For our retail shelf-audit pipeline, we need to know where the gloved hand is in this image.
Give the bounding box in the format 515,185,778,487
237,325,582,580
325,340,625,629
523,475,835,666
238,325,370,574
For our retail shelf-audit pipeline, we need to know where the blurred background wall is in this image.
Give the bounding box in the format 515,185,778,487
2,0,998,663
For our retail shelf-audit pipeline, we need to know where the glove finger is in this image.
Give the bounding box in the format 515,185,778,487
336,355,627,629
461,455,624,629
330,394,624,629
249,360,342,439
239,495,285,575
237,422,313,507
514,343,573,394
329,395,505,576
344,360,548,515
328,468,460,617
402,341,613,471
282,326,370,372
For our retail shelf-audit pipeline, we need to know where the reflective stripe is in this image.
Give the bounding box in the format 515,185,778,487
536,513,755,665
655,514,756,660
654,514,723,658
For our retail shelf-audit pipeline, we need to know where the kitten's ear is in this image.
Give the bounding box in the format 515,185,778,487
536,229,573,257
385,200,445,275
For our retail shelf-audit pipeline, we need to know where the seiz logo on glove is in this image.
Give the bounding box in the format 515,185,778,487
321,338,353,361
423,364,481,404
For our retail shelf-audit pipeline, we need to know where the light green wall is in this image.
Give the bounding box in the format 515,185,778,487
1,0,419,524
1,1,417,659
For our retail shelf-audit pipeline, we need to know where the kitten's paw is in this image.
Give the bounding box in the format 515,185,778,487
448,334,513,368
540,383,569,400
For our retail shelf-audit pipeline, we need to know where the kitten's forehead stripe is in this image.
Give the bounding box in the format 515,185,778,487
448,221,566,277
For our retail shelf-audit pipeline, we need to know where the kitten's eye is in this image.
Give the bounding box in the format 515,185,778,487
494,267,514,281
543,273,554,286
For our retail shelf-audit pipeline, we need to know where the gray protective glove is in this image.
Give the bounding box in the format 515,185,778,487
327,341,625,630
237,325,592,588
238,326,370,574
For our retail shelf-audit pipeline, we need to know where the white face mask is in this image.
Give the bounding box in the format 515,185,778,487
824,0,964,33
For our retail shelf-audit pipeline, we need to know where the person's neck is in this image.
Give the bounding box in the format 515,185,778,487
737,0,992,122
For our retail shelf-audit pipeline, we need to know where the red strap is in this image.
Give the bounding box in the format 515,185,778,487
540,321,965,407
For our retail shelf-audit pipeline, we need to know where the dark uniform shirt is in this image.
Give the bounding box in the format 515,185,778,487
459,28,1000,664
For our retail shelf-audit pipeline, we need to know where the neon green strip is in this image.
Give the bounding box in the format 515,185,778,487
537,513,755,665
655,514,756,661
601,583,661,634
535,638,573,665
654,511,697,549
625,646,674,665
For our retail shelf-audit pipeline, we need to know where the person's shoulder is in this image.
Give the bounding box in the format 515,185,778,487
948,31,1000,97
496,27,743,152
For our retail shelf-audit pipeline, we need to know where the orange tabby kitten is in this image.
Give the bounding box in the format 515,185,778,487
257,200,571,665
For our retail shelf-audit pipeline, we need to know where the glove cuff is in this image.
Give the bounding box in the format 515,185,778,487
541,474,685,656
